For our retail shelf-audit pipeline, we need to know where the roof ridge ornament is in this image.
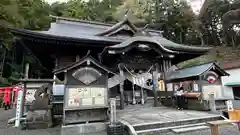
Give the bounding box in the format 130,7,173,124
124,9,130,18
96,9,139,37
134,24,150,36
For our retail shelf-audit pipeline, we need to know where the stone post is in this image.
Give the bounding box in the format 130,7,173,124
209,93,217,112
110,98,117,125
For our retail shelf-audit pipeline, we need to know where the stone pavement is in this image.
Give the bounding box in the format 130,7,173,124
0,107,239,135
117,106,221,126
0,108,61,135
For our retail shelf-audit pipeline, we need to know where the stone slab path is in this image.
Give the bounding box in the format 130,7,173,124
117,106,221,126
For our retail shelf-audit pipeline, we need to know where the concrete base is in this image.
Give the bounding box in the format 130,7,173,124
25,110,53,129
8,113,28,125
61,122,107,135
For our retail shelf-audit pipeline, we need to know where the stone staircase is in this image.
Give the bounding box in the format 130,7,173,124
126,115,224,134
61,122,108,135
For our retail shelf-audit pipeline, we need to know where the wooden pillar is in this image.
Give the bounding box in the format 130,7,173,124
119,64,125,110
164,59,170,97
0,49,6,77
24,63,29,79
63,71,67,124
152,65,158,107
132,82,136,105
140,86,144,105
53,57,58,88
54,57,58,69
210,125,219,135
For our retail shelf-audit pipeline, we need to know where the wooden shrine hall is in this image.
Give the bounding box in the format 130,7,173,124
10,15,212,128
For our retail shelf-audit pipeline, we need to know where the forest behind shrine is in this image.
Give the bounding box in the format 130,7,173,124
0,0,240,86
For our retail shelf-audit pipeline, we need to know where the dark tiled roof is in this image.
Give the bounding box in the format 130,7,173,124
166,62,228,81
11,16,211,54
107,36,212,53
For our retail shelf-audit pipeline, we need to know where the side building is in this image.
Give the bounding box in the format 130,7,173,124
222,59,240,100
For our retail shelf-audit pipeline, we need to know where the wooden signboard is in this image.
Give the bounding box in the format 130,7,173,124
67,87,106,107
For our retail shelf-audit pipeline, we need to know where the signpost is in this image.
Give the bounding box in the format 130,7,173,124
15,90,23,127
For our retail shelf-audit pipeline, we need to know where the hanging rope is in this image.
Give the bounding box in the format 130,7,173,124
123,64,153,78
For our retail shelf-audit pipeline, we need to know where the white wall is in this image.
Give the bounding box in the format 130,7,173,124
221,68,240,99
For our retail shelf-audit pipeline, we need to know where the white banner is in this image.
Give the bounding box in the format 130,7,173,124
15,90,23,127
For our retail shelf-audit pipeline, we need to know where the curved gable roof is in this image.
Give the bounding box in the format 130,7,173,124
105,36,212,54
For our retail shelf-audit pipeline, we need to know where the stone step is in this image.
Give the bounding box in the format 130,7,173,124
61,122,107,135
171,125,209,133
136,122,206,134
133,116,223,131
80,131,107,135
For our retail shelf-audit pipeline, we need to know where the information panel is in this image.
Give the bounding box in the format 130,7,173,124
67,87,106,107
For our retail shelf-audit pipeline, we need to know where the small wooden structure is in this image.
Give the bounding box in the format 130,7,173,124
53,53,115,125
165,62,229,110
18,79,54,129
206,120,232,135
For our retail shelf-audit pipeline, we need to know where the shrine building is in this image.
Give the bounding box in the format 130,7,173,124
10,15,212,113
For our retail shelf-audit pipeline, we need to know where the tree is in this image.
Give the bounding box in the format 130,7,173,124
0,0,52,85
0,0,24,48
17,0,51,30
58,0,121,23
152,0,199,45
114,0,155,24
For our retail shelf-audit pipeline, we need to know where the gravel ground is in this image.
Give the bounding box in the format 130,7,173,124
0,108,240,135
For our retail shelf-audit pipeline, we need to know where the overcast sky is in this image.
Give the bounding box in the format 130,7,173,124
46,0,204,14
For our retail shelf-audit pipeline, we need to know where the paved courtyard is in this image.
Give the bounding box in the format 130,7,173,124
0,107,239,135
117,106,221,126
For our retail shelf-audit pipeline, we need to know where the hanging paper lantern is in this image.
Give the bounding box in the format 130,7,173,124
204,71,218,84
